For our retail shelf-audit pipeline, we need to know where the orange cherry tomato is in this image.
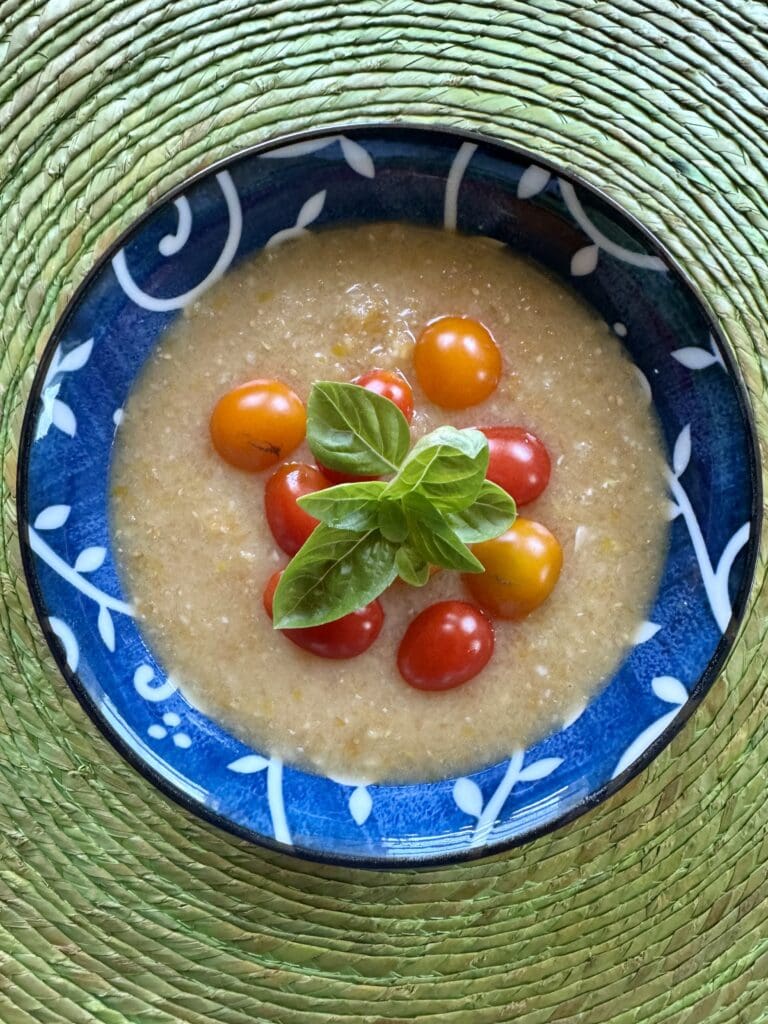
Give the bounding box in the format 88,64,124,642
265,463,331,556
478,426,551,506
397,601,494,691
414,316,502,408
210,379,305,472
353,369,414,423
464,518,562,620
263,571,384,659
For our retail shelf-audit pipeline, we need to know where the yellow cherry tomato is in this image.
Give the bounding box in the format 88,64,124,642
414,316,502,408
463,518,563,620
210,378,306,472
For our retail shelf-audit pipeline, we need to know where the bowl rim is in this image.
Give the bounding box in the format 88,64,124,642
16,120,764,869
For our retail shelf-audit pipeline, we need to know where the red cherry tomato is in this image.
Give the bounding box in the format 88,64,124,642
264,463,331,556
263,571,384,659
414,317,502,409
210,378,305,472
397,601,494,691
353,369,414,423
464,518,562,620
478,426,551,506
315,463,378,486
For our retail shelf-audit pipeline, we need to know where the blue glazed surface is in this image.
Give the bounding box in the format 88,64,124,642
18,126,760,866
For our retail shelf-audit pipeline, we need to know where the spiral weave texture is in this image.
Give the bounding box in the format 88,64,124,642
1,2,767,1021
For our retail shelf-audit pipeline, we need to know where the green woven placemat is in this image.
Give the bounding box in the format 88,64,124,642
1,2,767,1021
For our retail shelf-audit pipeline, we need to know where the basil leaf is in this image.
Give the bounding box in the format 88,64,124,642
403,495,484,573
307,381,410,476
272,525,398,628
297,481,386,532
446,480,517,543
384,425,489,511
395,545,430,587
378,499,408,543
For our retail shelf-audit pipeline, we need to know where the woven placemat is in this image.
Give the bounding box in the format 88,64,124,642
1,2,767,1021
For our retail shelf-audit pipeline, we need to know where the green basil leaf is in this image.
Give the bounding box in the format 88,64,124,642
297,481,386,532
395,545,430,587
446,480,517,543
272,525,398,628
403,495,484,573
384,425,489,511
378,499,408,543
307,381,410,476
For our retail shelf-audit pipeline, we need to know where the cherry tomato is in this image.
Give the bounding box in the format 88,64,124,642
210,379,305,472
464,518,562,620
397,601,494,691
315,463,378,486
353,369,414,423
263,571,384,659
414,316,502,409
265,463,331,556
478,426,551,506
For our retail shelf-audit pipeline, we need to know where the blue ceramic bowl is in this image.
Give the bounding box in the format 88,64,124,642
18,125,761,867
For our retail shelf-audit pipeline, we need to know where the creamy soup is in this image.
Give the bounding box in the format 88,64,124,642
111,224,668,782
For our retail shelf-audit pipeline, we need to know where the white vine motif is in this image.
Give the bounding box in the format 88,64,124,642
227,755,292,846
666,425,750,633
671,333,725,372
612,676,687,778
259,135,375,179
444,142,477,229
347,786,372,825
112,171,243,312
29,506,133,653
454,752,563,847
36,338,94,440
158,197,192,256
517,164,552,200
561,704,585,729
49,616,79,671
147,711,191,748
633,621,661,645
558,180,668,276
515,166,667,275
264,191,326,250
327,773,374,826
133,664,178,702
633,365,652,404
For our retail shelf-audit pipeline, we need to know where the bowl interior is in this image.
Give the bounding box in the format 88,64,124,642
18,125,760,866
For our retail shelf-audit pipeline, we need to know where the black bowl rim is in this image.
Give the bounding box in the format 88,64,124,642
16,121,764,871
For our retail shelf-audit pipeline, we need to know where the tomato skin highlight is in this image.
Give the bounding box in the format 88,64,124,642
265,463,330,556
464,518,563,620
414,316,502,409
397,601,494,691
210,379,306,472
263,571,384,659
353,369,415,423
478,426,551,506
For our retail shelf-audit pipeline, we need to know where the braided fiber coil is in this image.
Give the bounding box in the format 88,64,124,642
1,2,767,1021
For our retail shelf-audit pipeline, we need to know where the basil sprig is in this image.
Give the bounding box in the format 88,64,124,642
272,382,516,628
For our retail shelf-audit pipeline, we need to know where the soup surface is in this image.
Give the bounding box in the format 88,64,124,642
111,224,668,782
